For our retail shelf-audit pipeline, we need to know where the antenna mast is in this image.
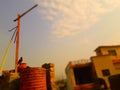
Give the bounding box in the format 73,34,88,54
13,4,38,73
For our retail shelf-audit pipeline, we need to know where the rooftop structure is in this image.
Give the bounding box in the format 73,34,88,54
65,60,98,90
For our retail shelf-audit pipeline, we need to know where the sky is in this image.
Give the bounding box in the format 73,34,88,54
0,0,120,79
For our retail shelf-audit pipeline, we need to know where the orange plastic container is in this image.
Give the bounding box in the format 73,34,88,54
20,67,47,90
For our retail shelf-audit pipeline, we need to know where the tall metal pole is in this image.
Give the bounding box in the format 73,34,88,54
13,4,38,73
15,14,20,73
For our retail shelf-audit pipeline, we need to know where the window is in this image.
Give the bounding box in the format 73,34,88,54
108,50,117,56
102,69,110,76
73,66,95,85
96,50,102,56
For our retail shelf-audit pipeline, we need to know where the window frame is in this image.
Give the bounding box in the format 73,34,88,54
108,50,117,56
102,69,110,77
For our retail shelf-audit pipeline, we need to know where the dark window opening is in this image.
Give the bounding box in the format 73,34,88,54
96,50,102,56
108,50,117,56
73,66,95,85
102,69,110,76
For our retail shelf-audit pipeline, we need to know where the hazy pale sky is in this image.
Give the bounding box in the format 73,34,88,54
0,0,120,78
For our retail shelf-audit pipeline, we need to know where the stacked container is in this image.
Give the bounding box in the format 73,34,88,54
20,67,46,90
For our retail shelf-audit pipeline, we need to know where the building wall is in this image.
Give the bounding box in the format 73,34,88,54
95,45,120,73
42,63,56,90
91,55,117,88
65,61,98,90
95,46,120,59
114,65,120,73
65,62,75,90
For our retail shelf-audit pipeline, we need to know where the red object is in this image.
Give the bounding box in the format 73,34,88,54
18,63,27,71
20,67,47,90
74,83,98,90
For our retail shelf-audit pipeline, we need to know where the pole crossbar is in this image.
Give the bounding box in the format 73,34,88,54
13,4,38,22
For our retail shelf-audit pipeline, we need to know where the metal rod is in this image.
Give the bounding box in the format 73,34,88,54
13,4,38,22
15,14,20,73
9,26,17,32
11,29,17,41
0,26,17,74
14,30,17,43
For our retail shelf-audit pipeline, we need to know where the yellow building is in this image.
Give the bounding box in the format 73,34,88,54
94,45,120,72
91,45,120,88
